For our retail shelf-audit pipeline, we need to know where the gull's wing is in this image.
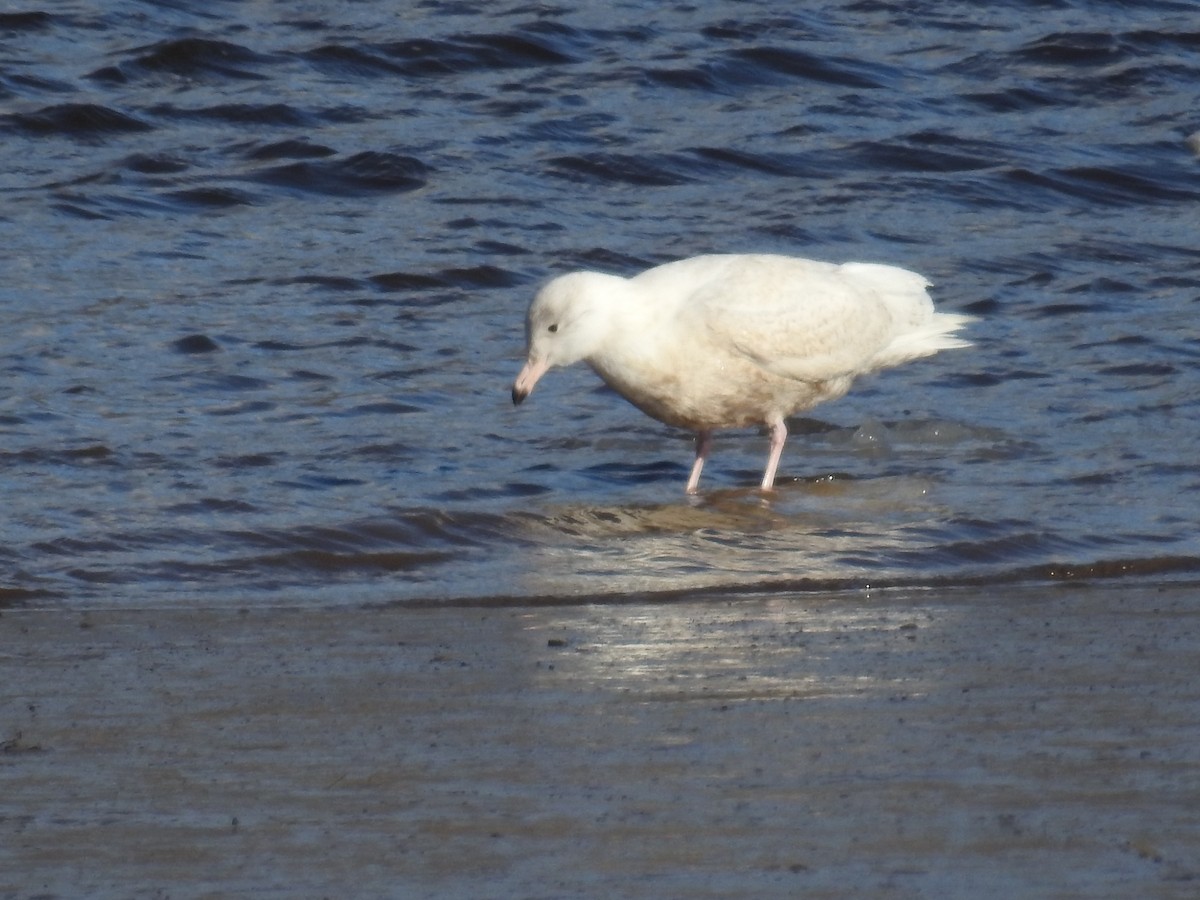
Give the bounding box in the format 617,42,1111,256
679,256,928,383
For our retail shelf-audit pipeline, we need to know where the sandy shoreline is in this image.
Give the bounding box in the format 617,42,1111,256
3,582,1198,898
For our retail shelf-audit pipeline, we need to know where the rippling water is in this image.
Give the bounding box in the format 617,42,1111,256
3,1,1199,609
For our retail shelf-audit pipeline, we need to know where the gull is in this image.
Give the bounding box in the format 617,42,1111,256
512,253,973,493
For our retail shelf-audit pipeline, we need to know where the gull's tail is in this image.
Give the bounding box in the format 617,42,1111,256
874,311,975,369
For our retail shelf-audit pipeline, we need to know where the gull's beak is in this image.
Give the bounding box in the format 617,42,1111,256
512,357,550,406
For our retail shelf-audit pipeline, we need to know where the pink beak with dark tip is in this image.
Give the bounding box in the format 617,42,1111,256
511,357,550,405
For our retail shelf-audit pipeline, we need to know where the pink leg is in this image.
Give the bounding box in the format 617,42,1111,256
685,430,712,494
760,418,787,490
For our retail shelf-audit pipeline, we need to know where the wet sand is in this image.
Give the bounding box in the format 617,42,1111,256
2,582,1198,898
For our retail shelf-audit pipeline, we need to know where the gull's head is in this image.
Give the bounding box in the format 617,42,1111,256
511,271,620,405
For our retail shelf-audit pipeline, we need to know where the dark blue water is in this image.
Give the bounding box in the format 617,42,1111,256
3,1,1199,609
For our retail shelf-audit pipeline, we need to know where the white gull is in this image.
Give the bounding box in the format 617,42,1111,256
512,253,973,493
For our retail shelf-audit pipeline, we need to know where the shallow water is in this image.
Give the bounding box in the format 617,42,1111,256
3,0,1200,609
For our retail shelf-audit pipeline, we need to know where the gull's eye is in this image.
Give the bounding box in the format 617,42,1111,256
547,323,558,333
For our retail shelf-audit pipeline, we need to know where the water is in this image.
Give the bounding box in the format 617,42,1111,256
3,0,1199,610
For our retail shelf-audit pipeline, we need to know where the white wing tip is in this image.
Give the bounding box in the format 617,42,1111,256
874,312,976,366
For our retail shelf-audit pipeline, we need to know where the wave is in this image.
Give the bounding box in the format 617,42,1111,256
371,264,528,291
546,152,699,187
1002,164,1200,207
382,555,1200,610
0,11,52,31
88,37,274,83
646,43,898,93
300,27,580,80
7,489,1199,609
150,102,314,126
9,103,152,136
248,150,430,196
